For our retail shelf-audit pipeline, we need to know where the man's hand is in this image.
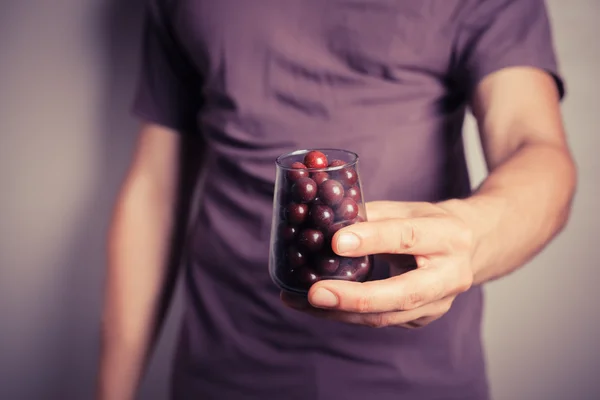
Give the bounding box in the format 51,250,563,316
281,68,575,329
281,200,476,329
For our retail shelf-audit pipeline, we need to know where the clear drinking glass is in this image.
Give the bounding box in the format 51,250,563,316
269,149,374,295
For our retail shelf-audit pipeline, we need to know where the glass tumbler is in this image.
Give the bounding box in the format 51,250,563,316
269,149,374,295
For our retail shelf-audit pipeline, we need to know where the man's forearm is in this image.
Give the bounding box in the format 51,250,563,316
97,179,180,400
442,142,576,285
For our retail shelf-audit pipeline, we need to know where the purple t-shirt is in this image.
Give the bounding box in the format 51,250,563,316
132,1,564,399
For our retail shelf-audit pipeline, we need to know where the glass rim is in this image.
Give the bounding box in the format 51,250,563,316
275,148,359,172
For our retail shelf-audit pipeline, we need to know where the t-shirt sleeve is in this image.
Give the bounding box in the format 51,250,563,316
131,0,203,134
456,0,565,100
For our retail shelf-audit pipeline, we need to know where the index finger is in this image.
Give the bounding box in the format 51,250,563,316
365,201,439,222
332,217,454,257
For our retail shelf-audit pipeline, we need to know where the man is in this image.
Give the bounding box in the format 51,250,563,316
97,0,576,399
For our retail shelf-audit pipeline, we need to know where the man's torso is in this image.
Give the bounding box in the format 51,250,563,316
163,1,487,399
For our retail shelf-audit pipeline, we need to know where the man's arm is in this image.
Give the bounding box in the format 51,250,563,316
447,66,577,284
97,123,203,400
281,67,577,327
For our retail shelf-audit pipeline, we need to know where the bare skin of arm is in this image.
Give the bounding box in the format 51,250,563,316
96,123,204,400
282,67,577,328
460,66,576,284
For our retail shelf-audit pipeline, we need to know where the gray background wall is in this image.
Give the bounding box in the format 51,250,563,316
0,1,598,399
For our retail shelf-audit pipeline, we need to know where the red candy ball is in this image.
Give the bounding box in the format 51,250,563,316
287,162,308,181
303,151,328,169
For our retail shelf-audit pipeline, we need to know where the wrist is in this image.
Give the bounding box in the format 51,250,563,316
437,194,508,281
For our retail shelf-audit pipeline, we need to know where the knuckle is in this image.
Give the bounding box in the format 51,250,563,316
396,222,417,252
365,313,390,328
355,295,374,313
451,263,474,293
438,299,453,315
457,272,474,292
399,291,424,310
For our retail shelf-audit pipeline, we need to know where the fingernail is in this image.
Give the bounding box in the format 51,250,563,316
311,288,339,308
337,233,360,254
